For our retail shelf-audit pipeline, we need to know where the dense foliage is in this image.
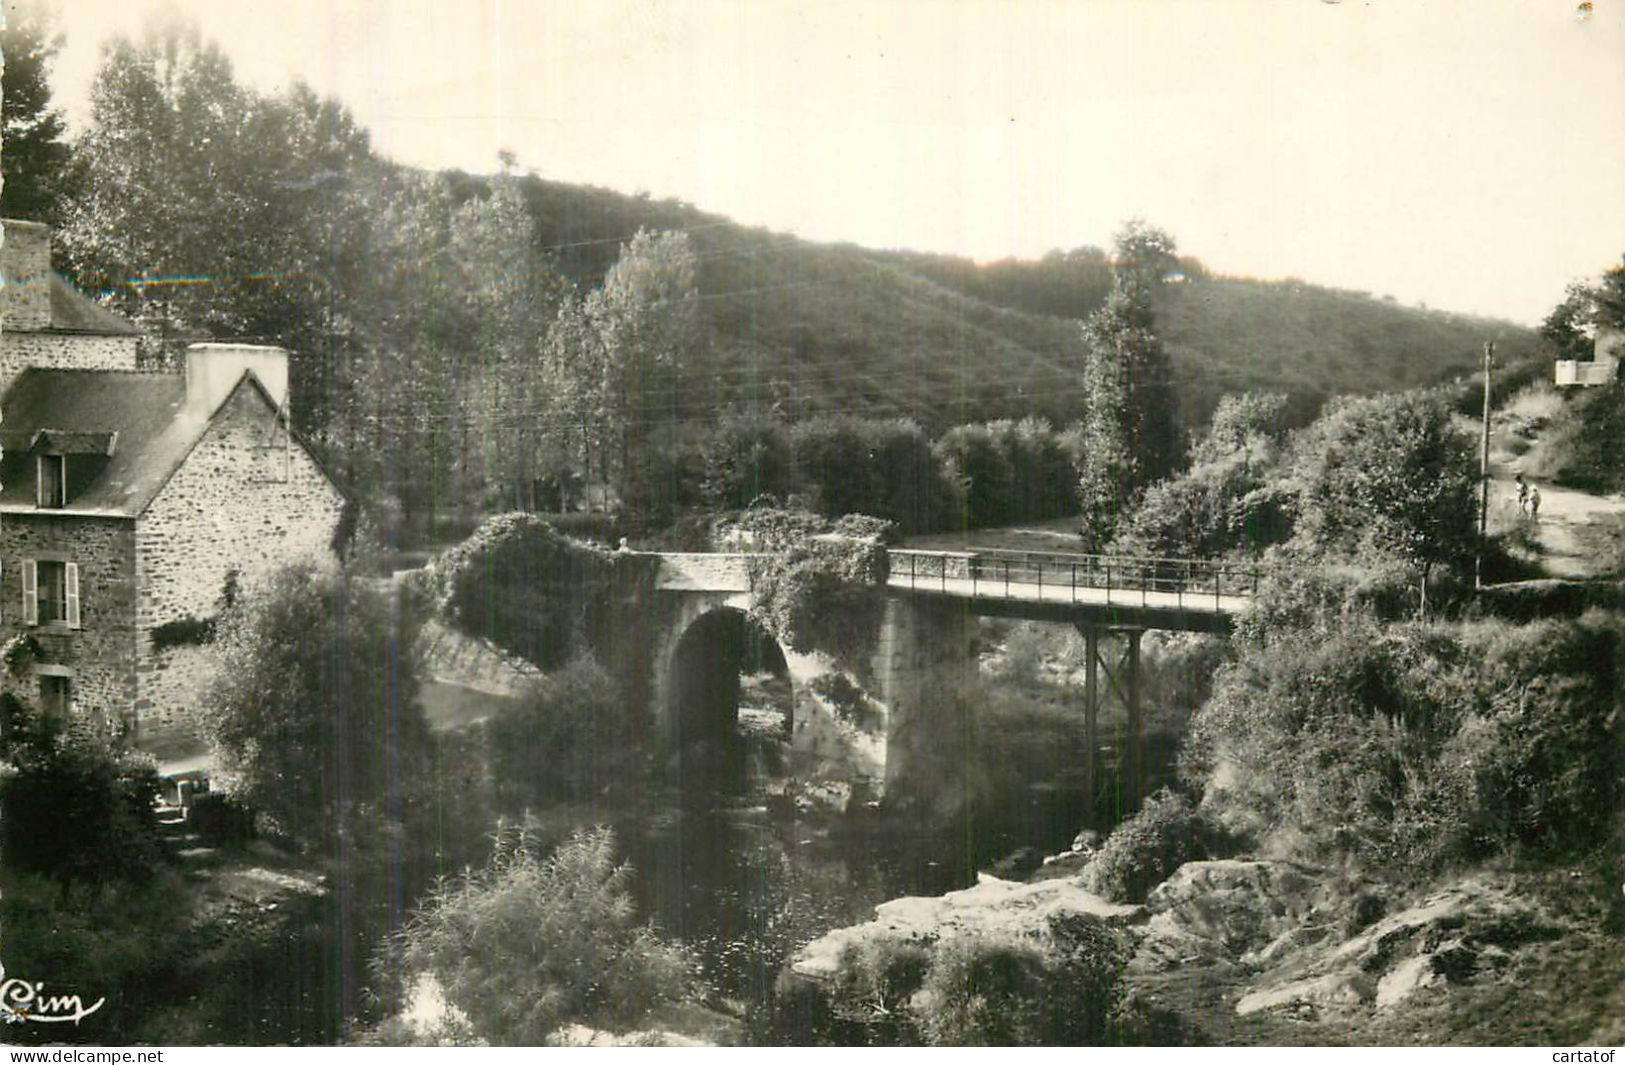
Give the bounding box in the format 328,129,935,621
1112,392,1294,560
1536,380,1625,495
394,828,695,1045
1,0,71,223
487,659,645,808
1185,607,1619,878
433,513,657,671
781,914,1131,1046
1078,788,1205,904
0,706,162,889
737,508,891,664
203,560,433,843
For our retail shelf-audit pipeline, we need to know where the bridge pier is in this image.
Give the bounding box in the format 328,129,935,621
1076,623,1143,826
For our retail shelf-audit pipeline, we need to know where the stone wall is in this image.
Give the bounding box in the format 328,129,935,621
0,332,141,397
133,380,346,752
0,514,139,734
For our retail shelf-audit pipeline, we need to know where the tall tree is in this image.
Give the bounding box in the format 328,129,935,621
59,10,374,433
584,229,702,526
1,0,71,223
451,177,569,509
1074,222,1182,546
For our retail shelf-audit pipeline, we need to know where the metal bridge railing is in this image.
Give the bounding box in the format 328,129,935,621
888,547,1261,610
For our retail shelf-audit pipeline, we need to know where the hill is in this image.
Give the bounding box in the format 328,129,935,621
500,174,1537,432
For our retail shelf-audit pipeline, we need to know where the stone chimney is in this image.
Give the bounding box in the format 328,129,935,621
184,343,290,415
2,219,55,331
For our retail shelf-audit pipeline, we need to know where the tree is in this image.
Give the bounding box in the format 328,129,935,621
1,0,71,222
1540,256,1625,360
584,229,702,527
202,560,432,843
1540,281,1597,362
1285,389,1478,612
451,177,569,509
1075,222,1184,547
394,827,694,1044
60,10,375,434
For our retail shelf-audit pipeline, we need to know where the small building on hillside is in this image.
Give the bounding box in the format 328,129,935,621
0,218,346,757
1554,326,1622,387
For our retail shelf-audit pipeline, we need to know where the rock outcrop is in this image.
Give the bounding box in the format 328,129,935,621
791,873,1143,982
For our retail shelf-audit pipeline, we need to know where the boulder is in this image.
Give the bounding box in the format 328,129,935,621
1236,972,1373,1016
1136,860,1320,971
791,873,1143,981
1235,873,1549,1019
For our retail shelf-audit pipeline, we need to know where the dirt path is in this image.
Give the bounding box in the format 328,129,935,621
1480,392,1625,580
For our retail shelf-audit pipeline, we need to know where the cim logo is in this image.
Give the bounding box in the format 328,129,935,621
0,963,105,1026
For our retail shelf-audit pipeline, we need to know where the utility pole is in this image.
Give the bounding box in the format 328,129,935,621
1476,340,1494,589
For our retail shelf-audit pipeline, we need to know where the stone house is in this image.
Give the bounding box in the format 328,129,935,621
0,219,346,758
1554,326,1622,387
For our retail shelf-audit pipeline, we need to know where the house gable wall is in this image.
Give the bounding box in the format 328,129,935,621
0,514,139,732
133,380,346,753
0,332,141,398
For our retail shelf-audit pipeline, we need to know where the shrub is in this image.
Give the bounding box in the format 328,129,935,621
487,658,645,808
187,792,256,846
0,708,162,888
914,915,1131,1046
394,827,696,1045
826,935,933,1045
0,871,189,1045
1186,609,1619,878
744,508,890,663
914,933,1051,1046
1079,788,1201,903
204,560,433,845
433,513,658,672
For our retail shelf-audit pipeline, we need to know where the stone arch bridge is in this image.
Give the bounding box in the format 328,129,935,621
647,547,1258,812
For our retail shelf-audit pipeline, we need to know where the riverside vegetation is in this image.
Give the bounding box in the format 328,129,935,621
1,2,1617,1046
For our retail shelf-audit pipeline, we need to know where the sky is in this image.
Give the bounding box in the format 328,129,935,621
44,0,1625,325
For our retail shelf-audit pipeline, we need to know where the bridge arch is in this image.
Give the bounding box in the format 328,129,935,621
663,605,793,796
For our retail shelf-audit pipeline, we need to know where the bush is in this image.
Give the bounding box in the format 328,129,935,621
204,560,433,845
394,827,696,1045
914,933,1051,1046
487,658,645,808
795,914,1132,1047
1186,608,1620,878
744,508,890,663
434,513,657,672
0,708,163,888
187,792,256,846
826,935,933,1045
0,871,189,1045
1079,788,1202,903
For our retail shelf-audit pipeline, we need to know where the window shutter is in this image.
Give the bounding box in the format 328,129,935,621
65,563,80,630
22,561,37,626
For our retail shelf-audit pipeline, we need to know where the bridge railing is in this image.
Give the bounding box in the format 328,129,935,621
888,547,1261,611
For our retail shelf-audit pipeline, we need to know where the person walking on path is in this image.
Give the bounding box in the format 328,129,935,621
1530,486,1542,520
1515,472,1529,515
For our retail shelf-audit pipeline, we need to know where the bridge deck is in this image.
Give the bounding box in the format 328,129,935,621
885,572,1247,631
654,548,1256,633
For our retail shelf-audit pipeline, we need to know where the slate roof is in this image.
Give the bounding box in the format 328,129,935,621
0,368,229,515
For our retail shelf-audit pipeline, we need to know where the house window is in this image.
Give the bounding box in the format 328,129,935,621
38,454,66,508
39,674,71,721
22,560,80,628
